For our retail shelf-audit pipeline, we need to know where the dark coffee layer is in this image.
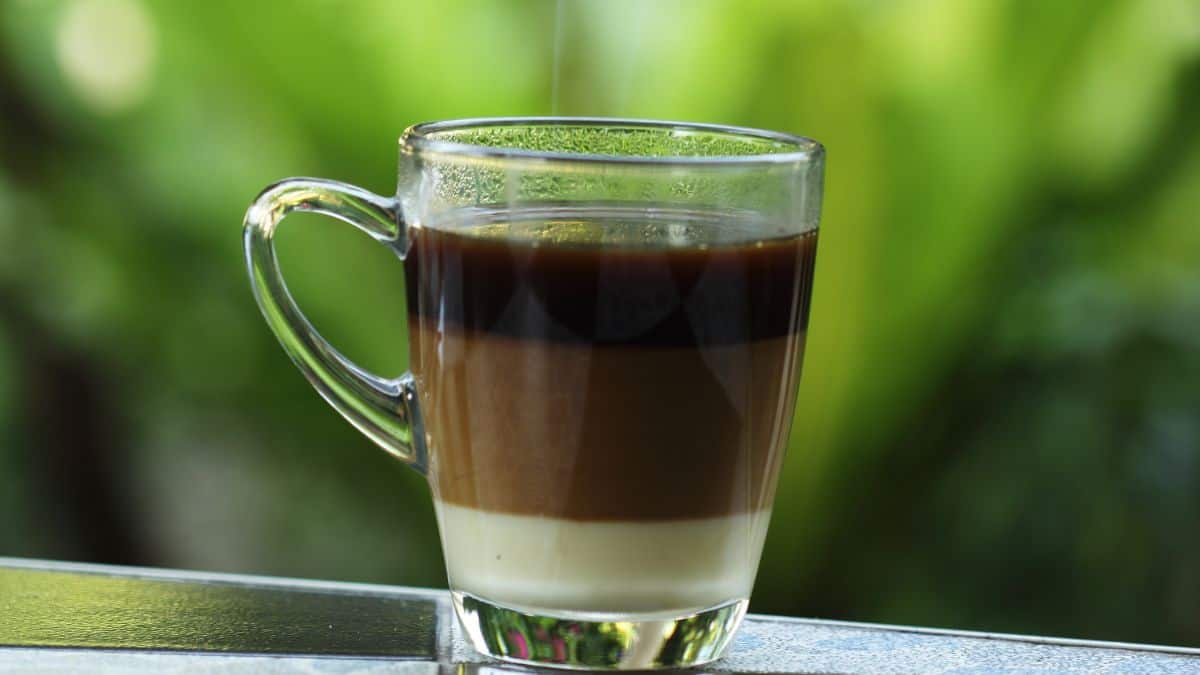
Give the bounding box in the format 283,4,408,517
405,216,819,520
405,225,817,347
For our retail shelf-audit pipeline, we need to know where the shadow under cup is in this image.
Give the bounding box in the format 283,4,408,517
244,118,824,669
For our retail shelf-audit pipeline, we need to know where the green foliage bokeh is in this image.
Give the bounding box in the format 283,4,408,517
0,0,1197,645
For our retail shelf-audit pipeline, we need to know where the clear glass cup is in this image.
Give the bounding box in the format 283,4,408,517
243,117,824,669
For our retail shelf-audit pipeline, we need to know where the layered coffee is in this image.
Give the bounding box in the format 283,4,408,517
405,207,818,613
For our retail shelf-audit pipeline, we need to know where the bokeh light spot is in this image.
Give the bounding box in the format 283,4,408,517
55,0,157,114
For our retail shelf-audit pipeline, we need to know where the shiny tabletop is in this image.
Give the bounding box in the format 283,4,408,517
1,557,1197,674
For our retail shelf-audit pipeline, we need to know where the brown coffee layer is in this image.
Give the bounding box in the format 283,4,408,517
405,221,818,520
411,319,805,520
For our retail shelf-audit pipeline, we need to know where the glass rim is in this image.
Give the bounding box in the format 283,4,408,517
401,116,823,167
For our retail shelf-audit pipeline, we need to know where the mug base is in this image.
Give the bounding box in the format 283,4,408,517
451,591,749,670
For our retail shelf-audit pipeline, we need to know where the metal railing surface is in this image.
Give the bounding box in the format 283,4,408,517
2,557,1197,674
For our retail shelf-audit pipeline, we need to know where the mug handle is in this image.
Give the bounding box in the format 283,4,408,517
243,178,425,472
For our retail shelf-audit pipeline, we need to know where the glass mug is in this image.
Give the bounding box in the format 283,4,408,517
243,118,824,669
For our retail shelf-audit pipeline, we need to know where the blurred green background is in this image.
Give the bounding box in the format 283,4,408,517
1,0,1198,646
